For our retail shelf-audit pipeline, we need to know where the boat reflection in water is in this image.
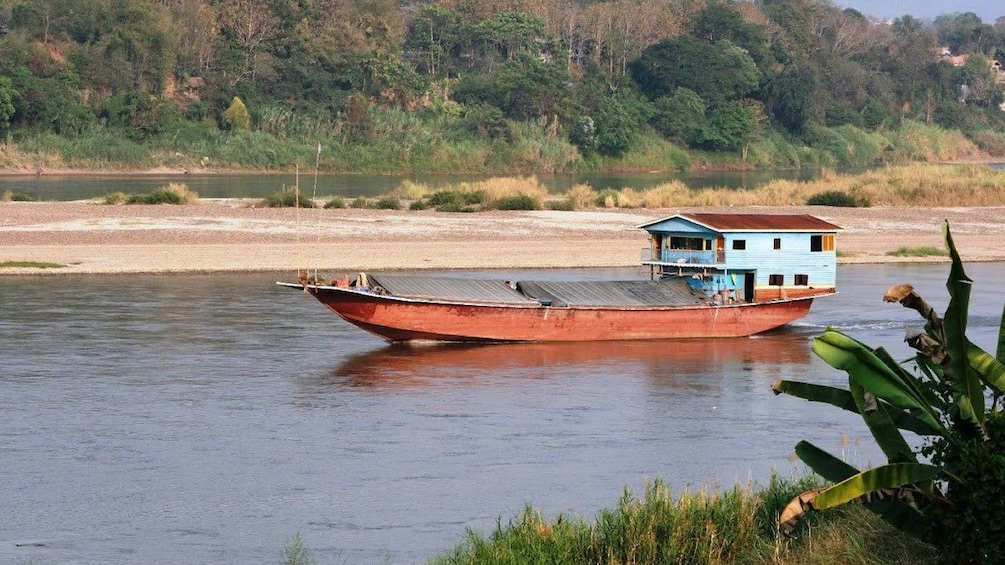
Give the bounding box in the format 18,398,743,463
325,331,812,389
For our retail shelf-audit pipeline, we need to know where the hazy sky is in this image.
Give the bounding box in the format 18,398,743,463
836,1,1002,23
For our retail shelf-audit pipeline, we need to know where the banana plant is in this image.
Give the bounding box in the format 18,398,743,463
773,222,1005,540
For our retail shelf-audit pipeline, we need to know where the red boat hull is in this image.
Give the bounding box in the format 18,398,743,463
290,284,818,342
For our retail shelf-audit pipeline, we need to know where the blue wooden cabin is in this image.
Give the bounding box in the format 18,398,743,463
637,213,841,303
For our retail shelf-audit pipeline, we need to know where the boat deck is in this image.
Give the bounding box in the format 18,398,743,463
365,273,707,308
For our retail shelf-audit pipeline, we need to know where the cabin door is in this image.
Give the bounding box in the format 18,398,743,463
744,272,755,303
716,236,725,262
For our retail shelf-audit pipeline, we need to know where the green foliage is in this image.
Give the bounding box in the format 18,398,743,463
632,36,761,109
433,474,936,565
806,190,867,207
125,189,184,204
222,97,251,131
323,196,345,209
652,88,706,144
280,532,317,565
775,223,1005,560
373,196,401,210
698,101,757,152
0,260,65,269
886,246,947,257
260,188,315,208
494,194,540,210
1,190,35,202
761,68,814,134
0,76,15,135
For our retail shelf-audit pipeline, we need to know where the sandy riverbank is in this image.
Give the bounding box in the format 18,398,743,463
1,200,1003,275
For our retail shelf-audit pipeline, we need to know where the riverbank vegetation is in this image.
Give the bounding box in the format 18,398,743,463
774,225,1005,563
249,164,1005,210
1,2,1004,175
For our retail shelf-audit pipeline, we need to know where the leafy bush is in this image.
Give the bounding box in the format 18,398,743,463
495,194,540,210
323,196,345,209
260,188,314,208
806,190,867,207
408,200,431,210
373,196,401,210
126,189,184,204
1,190,35,201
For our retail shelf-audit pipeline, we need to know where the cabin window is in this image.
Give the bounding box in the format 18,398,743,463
769,274,784,286
773,238,781,250
732,239,746,250
811,234,836,252
794,274,809,285
669,236,709,250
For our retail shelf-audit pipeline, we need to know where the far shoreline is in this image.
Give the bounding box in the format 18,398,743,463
3,201,1005,276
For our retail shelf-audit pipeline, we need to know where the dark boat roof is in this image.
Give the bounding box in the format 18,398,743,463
366,273,706,307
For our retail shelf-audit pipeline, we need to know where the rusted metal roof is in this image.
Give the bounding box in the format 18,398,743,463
365,273,706,307
640,213,841,232
368,273,537,304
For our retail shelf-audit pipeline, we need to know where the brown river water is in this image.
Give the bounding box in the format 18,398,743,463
1,263,1002,563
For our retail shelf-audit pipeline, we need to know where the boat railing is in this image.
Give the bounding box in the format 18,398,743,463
641,248,721,265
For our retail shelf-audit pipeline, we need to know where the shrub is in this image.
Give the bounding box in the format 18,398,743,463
323,196,345,209
409,200,431,210
350,197,371,209
496,194,541,210
261,188,315,208
103,192,128,204
126,189,183,204
373,196,401,210
2,190,35,201
806,190,866,207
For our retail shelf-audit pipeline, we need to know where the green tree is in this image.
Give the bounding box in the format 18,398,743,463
0,76,15,136
690,1,772,70
698,100,758,152
631,36,761,108
592,90,654,157
221,96,250,131
651,88,706,145
760,67,814,134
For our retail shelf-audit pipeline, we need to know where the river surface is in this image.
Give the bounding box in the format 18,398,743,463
2,263,1003,564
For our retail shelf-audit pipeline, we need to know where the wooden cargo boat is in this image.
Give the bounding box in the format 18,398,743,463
279,213,840,342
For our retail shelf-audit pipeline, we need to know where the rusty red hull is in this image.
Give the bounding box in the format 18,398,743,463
289,284,817,342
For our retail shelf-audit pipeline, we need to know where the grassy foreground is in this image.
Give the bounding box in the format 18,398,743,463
281,475,937,564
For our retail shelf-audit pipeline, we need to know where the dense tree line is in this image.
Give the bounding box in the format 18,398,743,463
1,0,1004,165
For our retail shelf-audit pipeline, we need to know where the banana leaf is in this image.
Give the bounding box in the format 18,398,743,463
850,380,917,463
808,462,942,510
789,442,932,538
874,345,941,408
998,302,1005,364
942,222,984,432
969,338,1005,395
813,329,945,435
773,379,940,436
794,440,859,482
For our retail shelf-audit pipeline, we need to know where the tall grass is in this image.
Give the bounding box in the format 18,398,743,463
432,474,937,565
554,164,1005,209
887,120,984,162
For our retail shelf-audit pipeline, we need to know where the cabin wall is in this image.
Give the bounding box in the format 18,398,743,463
723,233,836,288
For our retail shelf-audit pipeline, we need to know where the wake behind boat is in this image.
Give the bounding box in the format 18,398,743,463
279,213,840,342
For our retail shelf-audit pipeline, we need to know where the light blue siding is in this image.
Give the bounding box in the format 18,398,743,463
723,233,836,286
